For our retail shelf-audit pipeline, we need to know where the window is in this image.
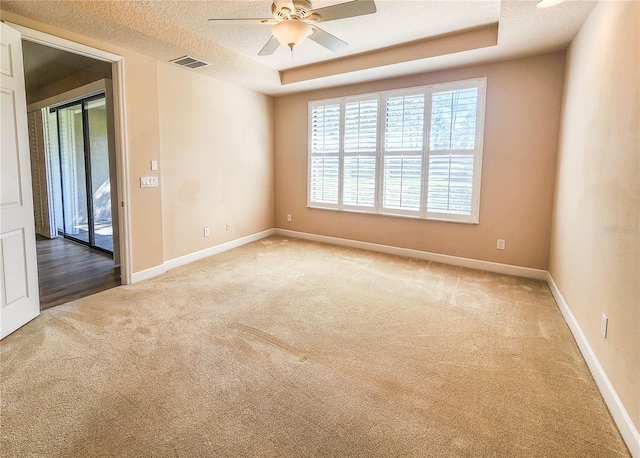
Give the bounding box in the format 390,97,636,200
309,103,340,204
308,78,486,223
343,98,378,207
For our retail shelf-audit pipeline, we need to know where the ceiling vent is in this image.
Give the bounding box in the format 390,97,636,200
170,56,210,69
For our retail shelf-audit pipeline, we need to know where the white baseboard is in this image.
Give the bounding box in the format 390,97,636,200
130,264,167,284
547,273,640,458
275,229,548,280
164,228,276,271
130,229,275,283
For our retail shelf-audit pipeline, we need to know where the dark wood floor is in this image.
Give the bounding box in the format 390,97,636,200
36,236,121,310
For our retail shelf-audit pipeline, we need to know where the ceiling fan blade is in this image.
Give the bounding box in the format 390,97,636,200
258,35,281,56
308,0,376,23
208,18,276,25
308,26,348,52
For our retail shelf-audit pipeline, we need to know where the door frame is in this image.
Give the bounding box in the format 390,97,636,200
7,22,132,284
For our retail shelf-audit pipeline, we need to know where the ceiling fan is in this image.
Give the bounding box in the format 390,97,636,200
208,0,377,56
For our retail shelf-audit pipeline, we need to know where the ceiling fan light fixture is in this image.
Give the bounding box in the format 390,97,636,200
536,0,566,8
272,20,312,49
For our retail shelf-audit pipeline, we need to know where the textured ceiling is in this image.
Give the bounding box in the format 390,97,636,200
147,1,502,70
1,0,597,96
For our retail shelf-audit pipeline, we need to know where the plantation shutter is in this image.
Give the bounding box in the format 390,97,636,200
310,103,340,204
427,88,479,216
382,94,425,211
427,155,475,215
343,99,378,207
308,78,485,222
385,94,425,151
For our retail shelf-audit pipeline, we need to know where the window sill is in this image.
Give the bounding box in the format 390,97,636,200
307,204,479,225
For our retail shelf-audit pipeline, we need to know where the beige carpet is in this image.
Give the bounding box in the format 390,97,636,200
1,236,629,457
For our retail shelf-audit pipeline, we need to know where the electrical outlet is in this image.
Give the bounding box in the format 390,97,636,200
203,227,210,237
226,223,232,232
287,214,292,222
497,239,506,250
600,313,608,338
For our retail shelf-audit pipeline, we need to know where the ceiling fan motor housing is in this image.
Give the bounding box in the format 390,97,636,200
272,0,313,21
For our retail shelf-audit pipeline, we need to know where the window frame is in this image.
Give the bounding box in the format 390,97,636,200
308,99,342,206
342,96,379,210
380,88,427,217
307,77,487,224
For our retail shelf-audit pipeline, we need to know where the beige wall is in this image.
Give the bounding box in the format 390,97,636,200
123,53,164,273
549,1,639,432
274,52,565,270
157,63,274,261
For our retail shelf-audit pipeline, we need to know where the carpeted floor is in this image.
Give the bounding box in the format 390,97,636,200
0,236,630,456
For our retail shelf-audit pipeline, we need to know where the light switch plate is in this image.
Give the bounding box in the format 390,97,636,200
140,176,159,188
151,160,158,171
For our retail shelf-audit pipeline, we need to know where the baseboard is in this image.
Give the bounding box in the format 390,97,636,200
164,228,276,271
131,229,275,283
547,273,640,457
130,264,167,284
275,228,548,280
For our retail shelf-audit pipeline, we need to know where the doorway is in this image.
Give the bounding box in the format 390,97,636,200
16,28,130,308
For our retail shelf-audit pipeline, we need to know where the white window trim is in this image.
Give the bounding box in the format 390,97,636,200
308,77,487,224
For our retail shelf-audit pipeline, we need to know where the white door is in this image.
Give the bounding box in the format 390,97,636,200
1,23,40,339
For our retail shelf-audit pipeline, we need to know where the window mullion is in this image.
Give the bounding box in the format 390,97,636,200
376,94,384,213
338,101,345,209
422,88,432,217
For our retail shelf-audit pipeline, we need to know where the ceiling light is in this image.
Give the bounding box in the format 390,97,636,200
272,20,312,51
536,0,566,8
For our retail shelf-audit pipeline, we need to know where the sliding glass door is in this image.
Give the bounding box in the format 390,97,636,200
86,97,113,252
54,93,113,253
